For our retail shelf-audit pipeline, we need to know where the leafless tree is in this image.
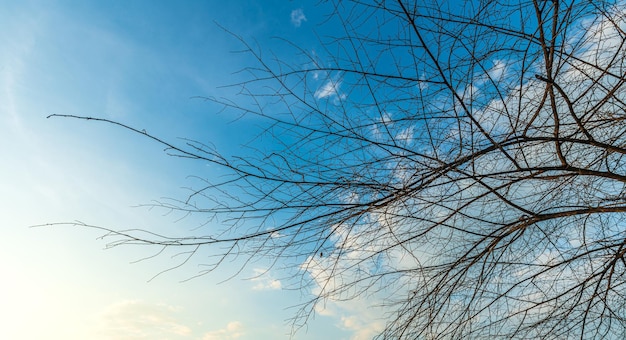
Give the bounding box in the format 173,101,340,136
50,0,626,338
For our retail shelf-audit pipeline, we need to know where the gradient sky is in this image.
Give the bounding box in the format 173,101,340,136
0,1,368,339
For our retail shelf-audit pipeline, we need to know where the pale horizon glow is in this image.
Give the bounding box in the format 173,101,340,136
0,1,353,339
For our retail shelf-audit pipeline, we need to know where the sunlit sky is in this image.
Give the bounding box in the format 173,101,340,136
0,1,368,339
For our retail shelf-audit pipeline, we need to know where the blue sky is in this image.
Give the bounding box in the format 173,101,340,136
5,1,626,339
0,1,365,339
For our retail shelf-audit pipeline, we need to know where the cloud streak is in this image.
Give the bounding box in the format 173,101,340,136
250,268,282,290
98,300,193,339
314,77,342,99
202,321,244,340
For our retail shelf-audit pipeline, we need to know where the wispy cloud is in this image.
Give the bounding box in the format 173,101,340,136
301,252,388,339
487,59,507,80
0,8,41,134
290,9,307,27
341,315,385,340
395,125,414,145
98,300,193,339
314,77,342,99
250,268,282,290
202,321,244,340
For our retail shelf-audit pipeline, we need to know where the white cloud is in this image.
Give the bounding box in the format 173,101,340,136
380,112,393,125
98,300,193,339
98,300,249,340
290,9,307,27
202,321,244,340
341,315,385,340
371,112,395,141
417,75,429,90
395,125,414,145
314,78,342,99
300,245,392,339
269,230,284,238
487,59,507,80
250,268,282,290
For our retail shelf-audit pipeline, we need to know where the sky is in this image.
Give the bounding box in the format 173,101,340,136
4,1,626,339
0,1,368,339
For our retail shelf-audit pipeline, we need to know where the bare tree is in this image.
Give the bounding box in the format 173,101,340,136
50,0,626,338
